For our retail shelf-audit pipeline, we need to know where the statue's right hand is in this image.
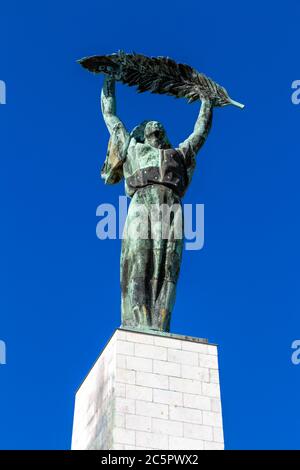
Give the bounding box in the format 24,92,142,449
199,93,220,108
99,65,121,81
103,73,115,83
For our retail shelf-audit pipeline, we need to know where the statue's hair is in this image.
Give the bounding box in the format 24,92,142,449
130,120,172,149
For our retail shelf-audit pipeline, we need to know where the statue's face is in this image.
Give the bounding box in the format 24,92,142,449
144,121,166,149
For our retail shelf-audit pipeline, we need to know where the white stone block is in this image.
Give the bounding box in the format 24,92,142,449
115,397,135,415
115,382,126,398
126,414,152,432
136,371,169,390
213,426,224,443
116,340,134,356
116,368,135,385
126,383,153,401
168,348,198,366
169,377,202,395
202,382,221,398
211,398,222,413
116,354,126,369
153,359,181,377
113,427,135,446
135,343,167,360
203,411,223,428
115,413,125,428
198,354,219,369
136,400,168,420
71,328,224,450
181,364,209,382
182,341,208,354
207,344,218,356
169,436,204,450
152,418,183,437
204,441,224,450
153,388,183,406
210,368,220,384
154,336,182,349
184,422,213,441
126,355,152,372
183,393,211,411
169,406,202,424
136,431,168,450
126,331,154,344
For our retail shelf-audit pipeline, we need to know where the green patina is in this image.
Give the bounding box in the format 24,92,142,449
100,76,213,332
79,52,244,333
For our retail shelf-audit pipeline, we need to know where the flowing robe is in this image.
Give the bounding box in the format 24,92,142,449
102,122,196,332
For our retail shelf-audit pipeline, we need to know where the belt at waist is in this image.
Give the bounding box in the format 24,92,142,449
125,166,188,198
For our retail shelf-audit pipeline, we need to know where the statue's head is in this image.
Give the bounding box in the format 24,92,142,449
144,121,168,149
130,120,171,149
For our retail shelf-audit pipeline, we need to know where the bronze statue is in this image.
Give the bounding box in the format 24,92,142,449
79,52,244,332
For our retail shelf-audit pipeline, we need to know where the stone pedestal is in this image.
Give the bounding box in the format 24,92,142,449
71,328,224,450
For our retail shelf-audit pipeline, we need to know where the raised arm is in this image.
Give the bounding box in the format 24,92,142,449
101,76,129,138
180,98,213,156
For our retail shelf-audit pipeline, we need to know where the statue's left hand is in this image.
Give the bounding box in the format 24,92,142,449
199,89,234,108
101,65,122,81
199,93,214,106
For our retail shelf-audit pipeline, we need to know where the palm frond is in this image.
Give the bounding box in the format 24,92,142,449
78,51,244,109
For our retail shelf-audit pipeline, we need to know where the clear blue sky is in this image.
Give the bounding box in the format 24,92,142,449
0,0,299,450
